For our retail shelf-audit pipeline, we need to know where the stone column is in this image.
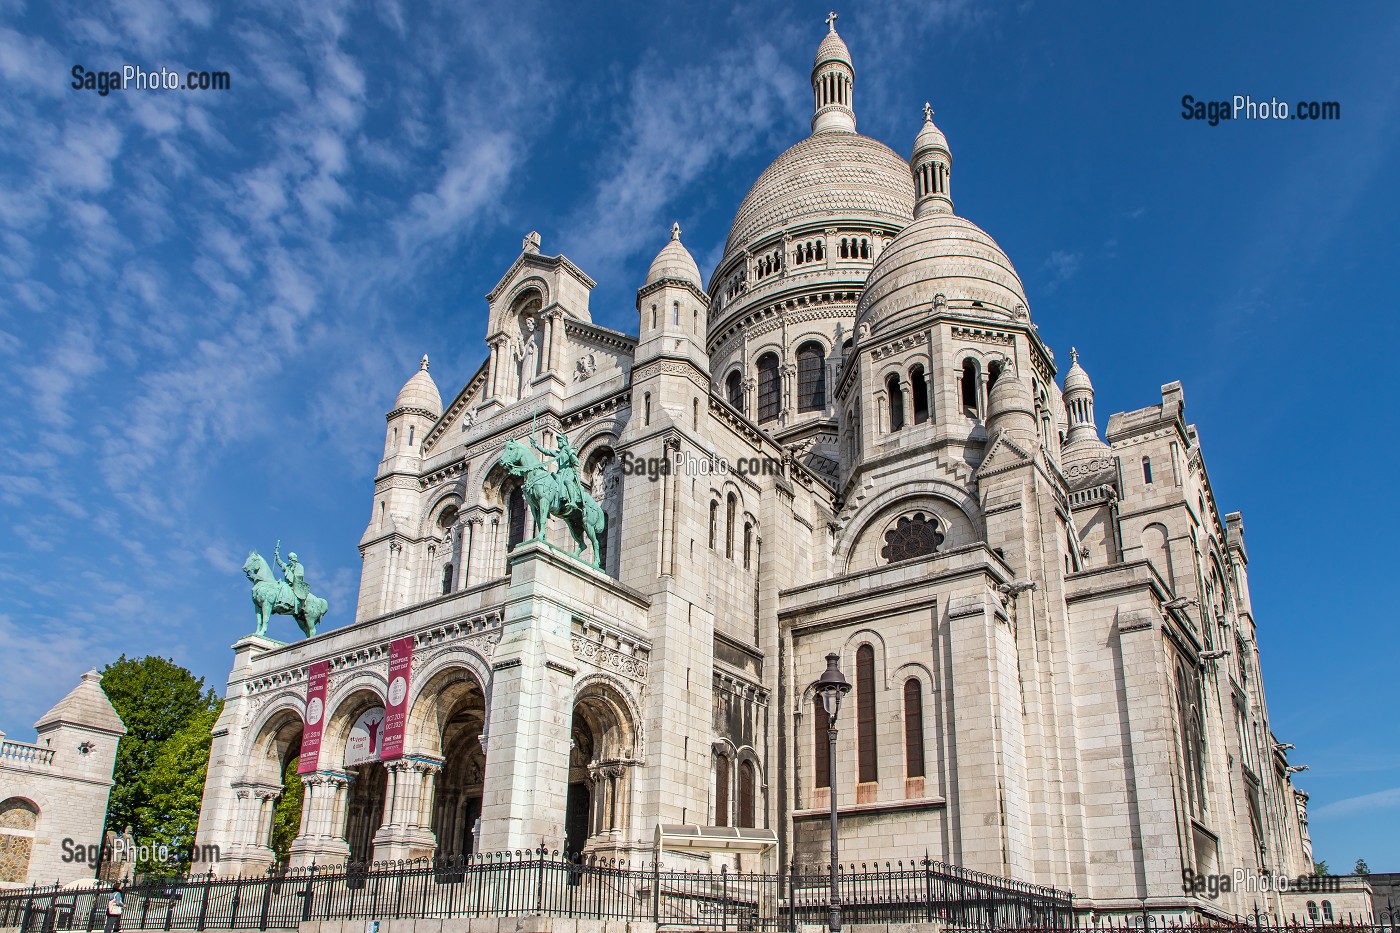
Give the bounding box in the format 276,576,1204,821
372,757,443,862
476,542,580,852
288,773,352,868
222,783,278,876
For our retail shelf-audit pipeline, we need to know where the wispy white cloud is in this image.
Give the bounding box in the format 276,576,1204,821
1313,787,1400,819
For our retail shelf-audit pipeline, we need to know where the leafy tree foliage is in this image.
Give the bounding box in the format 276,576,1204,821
1354,858,1370,875
99,655,221,869
1314,860,1330,876
271,757,304,863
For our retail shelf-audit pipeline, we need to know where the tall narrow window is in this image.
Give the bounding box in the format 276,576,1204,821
757,352,780,424
986,360,1003,392
644,392,652,425
813,697,831,789
507,486,527,551
726,370,744,409
693,398,699,430
673,301,680,325
904,679,926,779
714,756,730,827
1143,457,1154,484
408,425,414,446
725,493,736,559
708,500,718,550
441,563,453,596
910,365,929,424
796,341,826,413
738,760,756,828
743,522,753,570
961,359,979,416
886,374,905,431
856,644,878,784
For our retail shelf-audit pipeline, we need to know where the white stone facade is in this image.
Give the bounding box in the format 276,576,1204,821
195,20,1313,921
0,671,125,887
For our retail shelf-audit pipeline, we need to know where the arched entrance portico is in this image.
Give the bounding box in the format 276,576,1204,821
568,680,639,857
288,686,386,868
229,707,302,874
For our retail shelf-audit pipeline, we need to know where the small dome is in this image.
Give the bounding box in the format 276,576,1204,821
644,223,701,289
986,371,1035,424
913,106,949,156
1064,347,1094,394
393,355,443,417
855,212,1027,334
814,27,852,70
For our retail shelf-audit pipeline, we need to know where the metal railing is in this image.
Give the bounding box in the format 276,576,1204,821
0,849,1073,932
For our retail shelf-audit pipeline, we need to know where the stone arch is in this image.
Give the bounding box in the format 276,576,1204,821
246,701,305,784
571,674,642,759
421,489,464,540
404,656,489,859
569,674,644,854
0,797,40,884
321,680,387,768
837,485,981,574
404,657,489,758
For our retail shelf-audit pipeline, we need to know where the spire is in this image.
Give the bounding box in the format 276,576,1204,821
811,13,855,135
911,102,952,217
420,354,430,372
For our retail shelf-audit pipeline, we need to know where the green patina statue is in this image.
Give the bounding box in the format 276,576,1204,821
497,432,606,569
242,540,328,639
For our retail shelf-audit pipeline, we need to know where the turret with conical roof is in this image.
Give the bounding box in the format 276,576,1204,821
912,102,953,217
1061,347,1112,473
384,355,441,460
636,223,708,373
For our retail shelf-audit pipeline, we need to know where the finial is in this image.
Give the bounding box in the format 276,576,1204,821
826,10,838,32
420,354,430,372
923,101,934,122
522,230,541,254
1070,347,1078,365
671,222,681,241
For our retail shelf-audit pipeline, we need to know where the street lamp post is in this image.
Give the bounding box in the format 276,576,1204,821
815,652,852,933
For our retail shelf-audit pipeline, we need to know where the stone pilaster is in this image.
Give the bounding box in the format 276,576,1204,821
287,772,351,868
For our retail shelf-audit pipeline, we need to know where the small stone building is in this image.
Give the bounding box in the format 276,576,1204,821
0,670,125,887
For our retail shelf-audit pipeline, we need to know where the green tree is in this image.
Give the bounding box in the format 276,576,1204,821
270,757,303,864
1354,858,1370,875
1314,860,1330,876
99,656,220,856
138,702,223,873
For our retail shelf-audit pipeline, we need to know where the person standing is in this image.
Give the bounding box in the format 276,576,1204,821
103,886,123,933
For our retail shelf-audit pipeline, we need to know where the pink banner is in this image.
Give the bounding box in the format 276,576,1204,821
380,636,413,760
298,661,330,774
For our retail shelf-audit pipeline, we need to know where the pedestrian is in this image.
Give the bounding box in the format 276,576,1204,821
103,886,123,933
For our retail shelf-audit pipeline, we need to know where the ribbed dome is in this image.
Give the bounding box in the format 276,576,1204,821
855,212,1026,334
393,356,442,416
644,223,701,288
814,29,852,69
913,115,948,156
1064,349,1093,394
723,133,914,257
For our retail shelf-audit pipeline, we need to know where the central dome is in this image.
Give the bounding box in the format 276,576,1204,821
722,132,915,257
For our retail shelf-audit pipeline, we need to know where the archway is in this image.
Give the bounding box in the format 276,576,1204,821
0,797,39,883
568,681,638,854
248,709,303,861
323,689,389,864
408,664,488,859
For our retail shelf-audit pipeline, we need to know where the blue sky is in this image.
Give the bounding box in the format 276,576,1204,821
1,0,1397,872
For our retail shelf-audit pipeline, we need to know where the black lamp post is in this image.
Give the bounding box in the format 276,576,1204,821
815,652,852,933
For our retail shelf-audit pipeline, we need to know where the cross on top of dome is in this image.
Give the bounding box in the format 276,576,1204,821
924,101,934,122
826,10,838,32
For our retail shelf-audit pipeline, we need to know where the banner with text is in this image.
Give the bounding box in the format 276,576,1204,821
298,660,330,774
380,636,413,760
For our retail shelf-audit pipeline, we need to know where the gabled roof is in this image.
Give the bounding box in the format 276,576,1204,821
34,669,127,735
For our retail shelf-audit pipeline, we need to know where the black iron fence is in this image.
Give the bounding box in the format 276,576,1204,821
0,849,1072,932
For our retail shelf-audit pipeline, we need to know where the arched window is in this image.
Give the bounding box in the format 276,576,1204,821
904,679,925,779
726,370,744,409
856,644,878,784
408,425,415,446
507,486,527,551
737,760,756,828
441,563,453,595
813,697,831,789
714,755,730,827
910,365,929,424
860,238,870,259
961,359,980,416
796,342,826,413
0,798,38,883
644,392,652,425
1307,902,1319,921
725,493,736,559
708,500,719,550
650,305,657,329
886,374,905,431
756,353,780,424
1143,457,1154,485
743,522,753,571
673,301,680,325
1322,902,1334,922
839,238,849,259
987,359,1004,392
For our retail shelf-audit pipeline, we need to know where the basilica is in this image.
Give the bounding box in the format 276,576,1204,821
195,18,1315,920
